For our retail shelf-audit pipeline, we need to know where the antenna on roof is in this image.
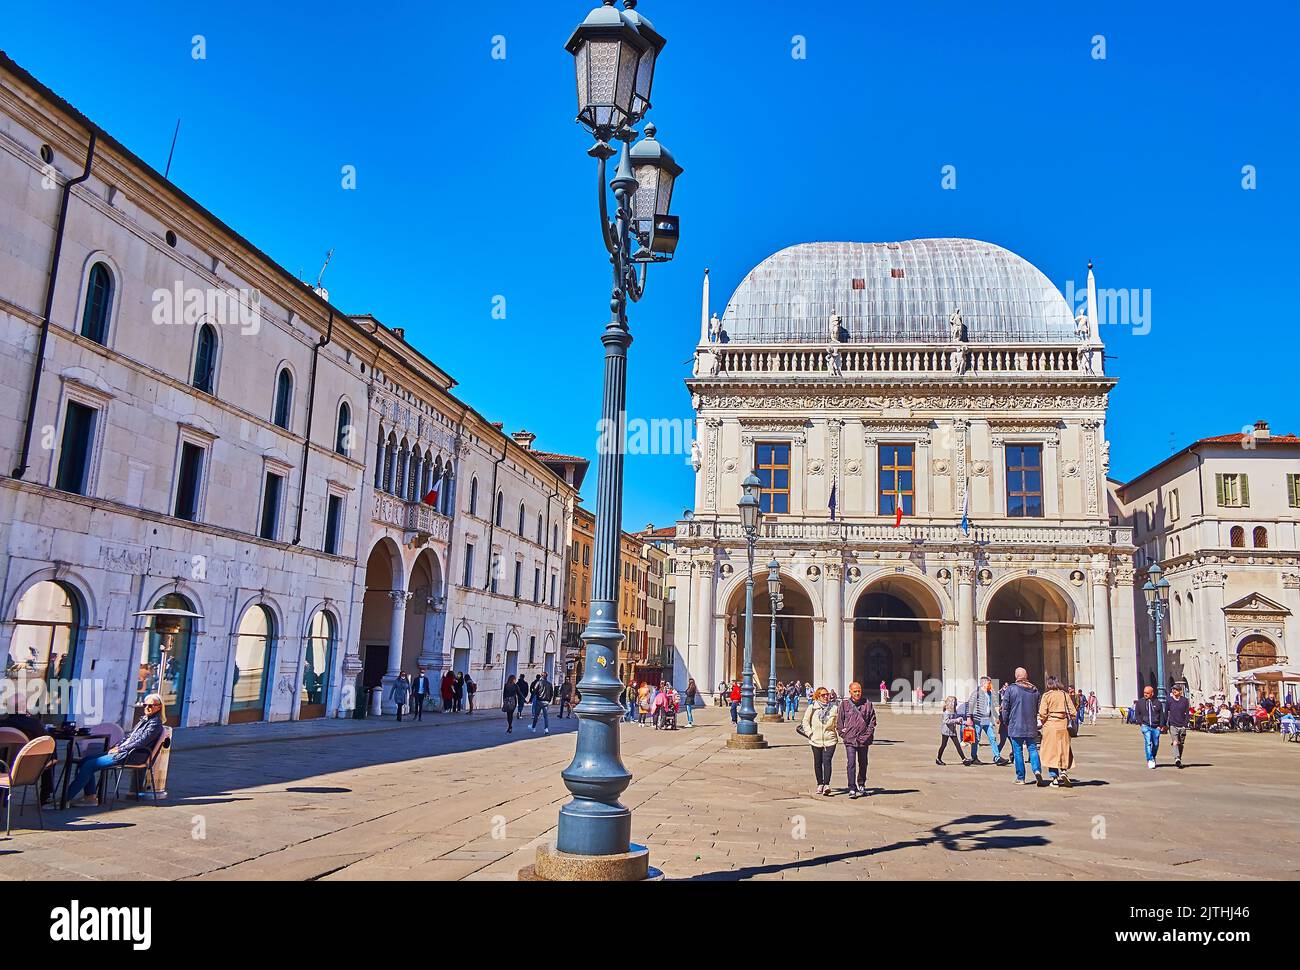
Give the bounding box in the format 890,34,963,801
164,118,181,180
316,249,335,290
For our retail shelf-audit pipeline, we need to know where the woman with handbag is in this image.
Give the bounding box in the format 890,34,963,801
799,687,840,796
1038,676,1078,787
502,674,518,733
937,695,971,766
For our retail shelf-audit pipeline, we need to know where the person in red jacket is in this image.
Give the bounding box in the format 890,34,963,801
439,671,455,712
729,681,742,724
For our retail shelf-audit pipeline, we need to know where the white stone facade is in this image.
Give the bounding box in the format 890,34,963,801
0,54,577,728
673,245,1138,709
1109,423,1300,702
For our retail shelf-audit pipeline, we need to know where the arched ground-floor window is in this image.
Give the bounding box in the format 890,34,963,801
7,580,82,718
231,605,275,724
300,611,335,720
136,593,199,727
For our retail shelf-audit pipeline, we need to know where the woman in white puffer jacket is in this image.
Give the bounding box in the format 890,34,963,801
799,686,840,796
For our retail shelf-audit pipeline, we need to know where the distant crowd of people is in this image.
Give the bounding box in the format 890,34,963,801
619,678,694,730
384,667,581,735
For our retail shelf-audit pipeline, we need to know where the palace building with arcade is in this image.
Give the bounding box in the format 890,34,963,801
671,240,1139,709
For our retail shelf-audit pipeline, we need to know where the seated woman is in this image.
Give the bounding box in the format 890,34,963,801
62,694,166,808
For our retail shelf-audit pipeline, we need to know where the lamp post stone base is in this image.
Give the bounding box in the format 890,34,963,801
726,733,769,750
759,713,784,723
518,842,663,881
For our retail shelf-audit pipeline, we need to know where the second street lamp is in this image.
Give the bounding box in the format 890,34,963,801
1143,561,1172,702
727,473,768,749
762,558,783,721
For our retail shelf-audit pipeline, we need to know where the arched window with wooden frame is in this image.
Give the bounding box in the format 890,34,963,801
273,368,293,430
1230,526,1245,548
335,402,351,456
193,324,218,394
81,261,113,344
1252,526,1268,549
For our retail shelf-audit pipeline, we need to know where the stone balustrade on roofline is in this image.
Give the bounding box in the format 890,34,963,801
675,518,1134,549
693,342,1103,378
372,488,451,543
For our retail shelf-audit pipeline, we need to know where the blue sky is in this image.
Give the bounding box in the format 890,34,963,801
5,0,1296,528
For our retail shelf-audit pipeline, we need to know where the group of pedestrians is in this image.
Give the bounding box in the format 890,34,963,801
933,669,1079,788
723,678,811,723
501,671,558,734
389,667,469,721
621,678,692,729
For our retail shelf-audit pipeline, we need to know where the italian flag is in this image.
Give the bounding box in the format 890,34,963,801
894,479,905,528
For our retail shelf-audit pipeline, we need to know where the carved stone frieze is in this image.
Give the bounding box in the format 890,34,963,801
695,392,1109,412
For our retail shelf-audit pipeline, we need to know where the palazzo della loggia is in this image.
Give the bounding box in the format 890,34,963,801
671,239,1138,708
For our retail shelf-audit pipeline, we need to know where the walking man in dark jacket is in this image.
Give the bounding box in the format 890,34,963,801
412,668,431,721
530,672,554,733
839,681,877,798
1166,684,1191,768
1134,685,1166,769
1000,667,1043,786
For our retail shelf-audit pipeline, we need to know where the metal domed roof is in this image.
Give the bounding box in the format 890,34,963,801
720,239,1077,344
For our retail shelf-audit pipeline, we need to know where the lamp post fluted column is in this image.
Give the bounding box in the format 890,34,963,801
1144,561,1171,702
728,474,767,749
1151,597,1168,702
556,141,638,860
762,557,782,721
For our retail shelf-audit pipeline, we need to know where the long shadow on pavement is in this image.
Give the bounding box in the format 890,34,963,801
688,813,1053,881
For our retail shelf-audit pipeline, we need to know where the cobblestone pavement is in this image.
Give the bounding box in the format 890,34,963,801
1,704,1296,881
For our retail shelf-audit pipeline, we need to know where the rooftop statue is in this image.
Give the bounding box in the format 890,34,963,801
1075,310,1091,341
948,307,965,343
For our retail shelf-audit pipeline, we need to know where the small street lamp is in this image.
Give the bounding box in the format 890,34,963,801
727,473,768,748
1143,561,1172,701
763,557,784,720
529,0,682,882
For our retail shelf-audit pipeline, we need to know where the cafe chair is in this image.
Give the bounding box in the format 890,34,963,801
104,727,171,808
0,735,57,835
0,727,28,767
60,723,125,802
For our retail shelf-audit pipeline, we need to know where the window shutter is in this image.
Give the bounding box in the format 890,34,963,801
1290,474,1300,508
1215,474,1225,507
1240,474,1250,507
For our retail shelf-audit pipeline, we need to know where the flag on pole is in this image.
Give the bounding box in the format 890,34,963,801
829,482,837,522
423,469,442,507
960,488,970,536
894,479,904,528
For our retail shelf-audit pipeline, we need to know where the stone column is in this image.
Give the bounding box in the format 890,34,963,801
696,553,716,696
382,589,411,713
823,563,844,693
1091,560,1115,709
1198,569,1227,698
956,563,977,692
1112,563,1139,706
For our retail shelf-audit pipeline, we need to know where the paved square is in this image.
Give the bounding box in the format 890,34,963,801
2,706,1296,880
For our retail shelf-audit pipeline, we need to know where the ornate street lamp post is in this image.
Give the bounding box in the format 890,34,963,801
762,558,784,720
727,473,768,749
1143,561,1172,701
525,0,682,881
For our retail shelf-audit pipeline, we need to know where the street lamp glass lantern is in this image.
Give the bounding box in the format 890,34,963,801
767,558,781,599
630,124,683,254
621,0,666,123
1143,579,1156,606
566,1,650,136
739,472,762,532
1156,576,1171,603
